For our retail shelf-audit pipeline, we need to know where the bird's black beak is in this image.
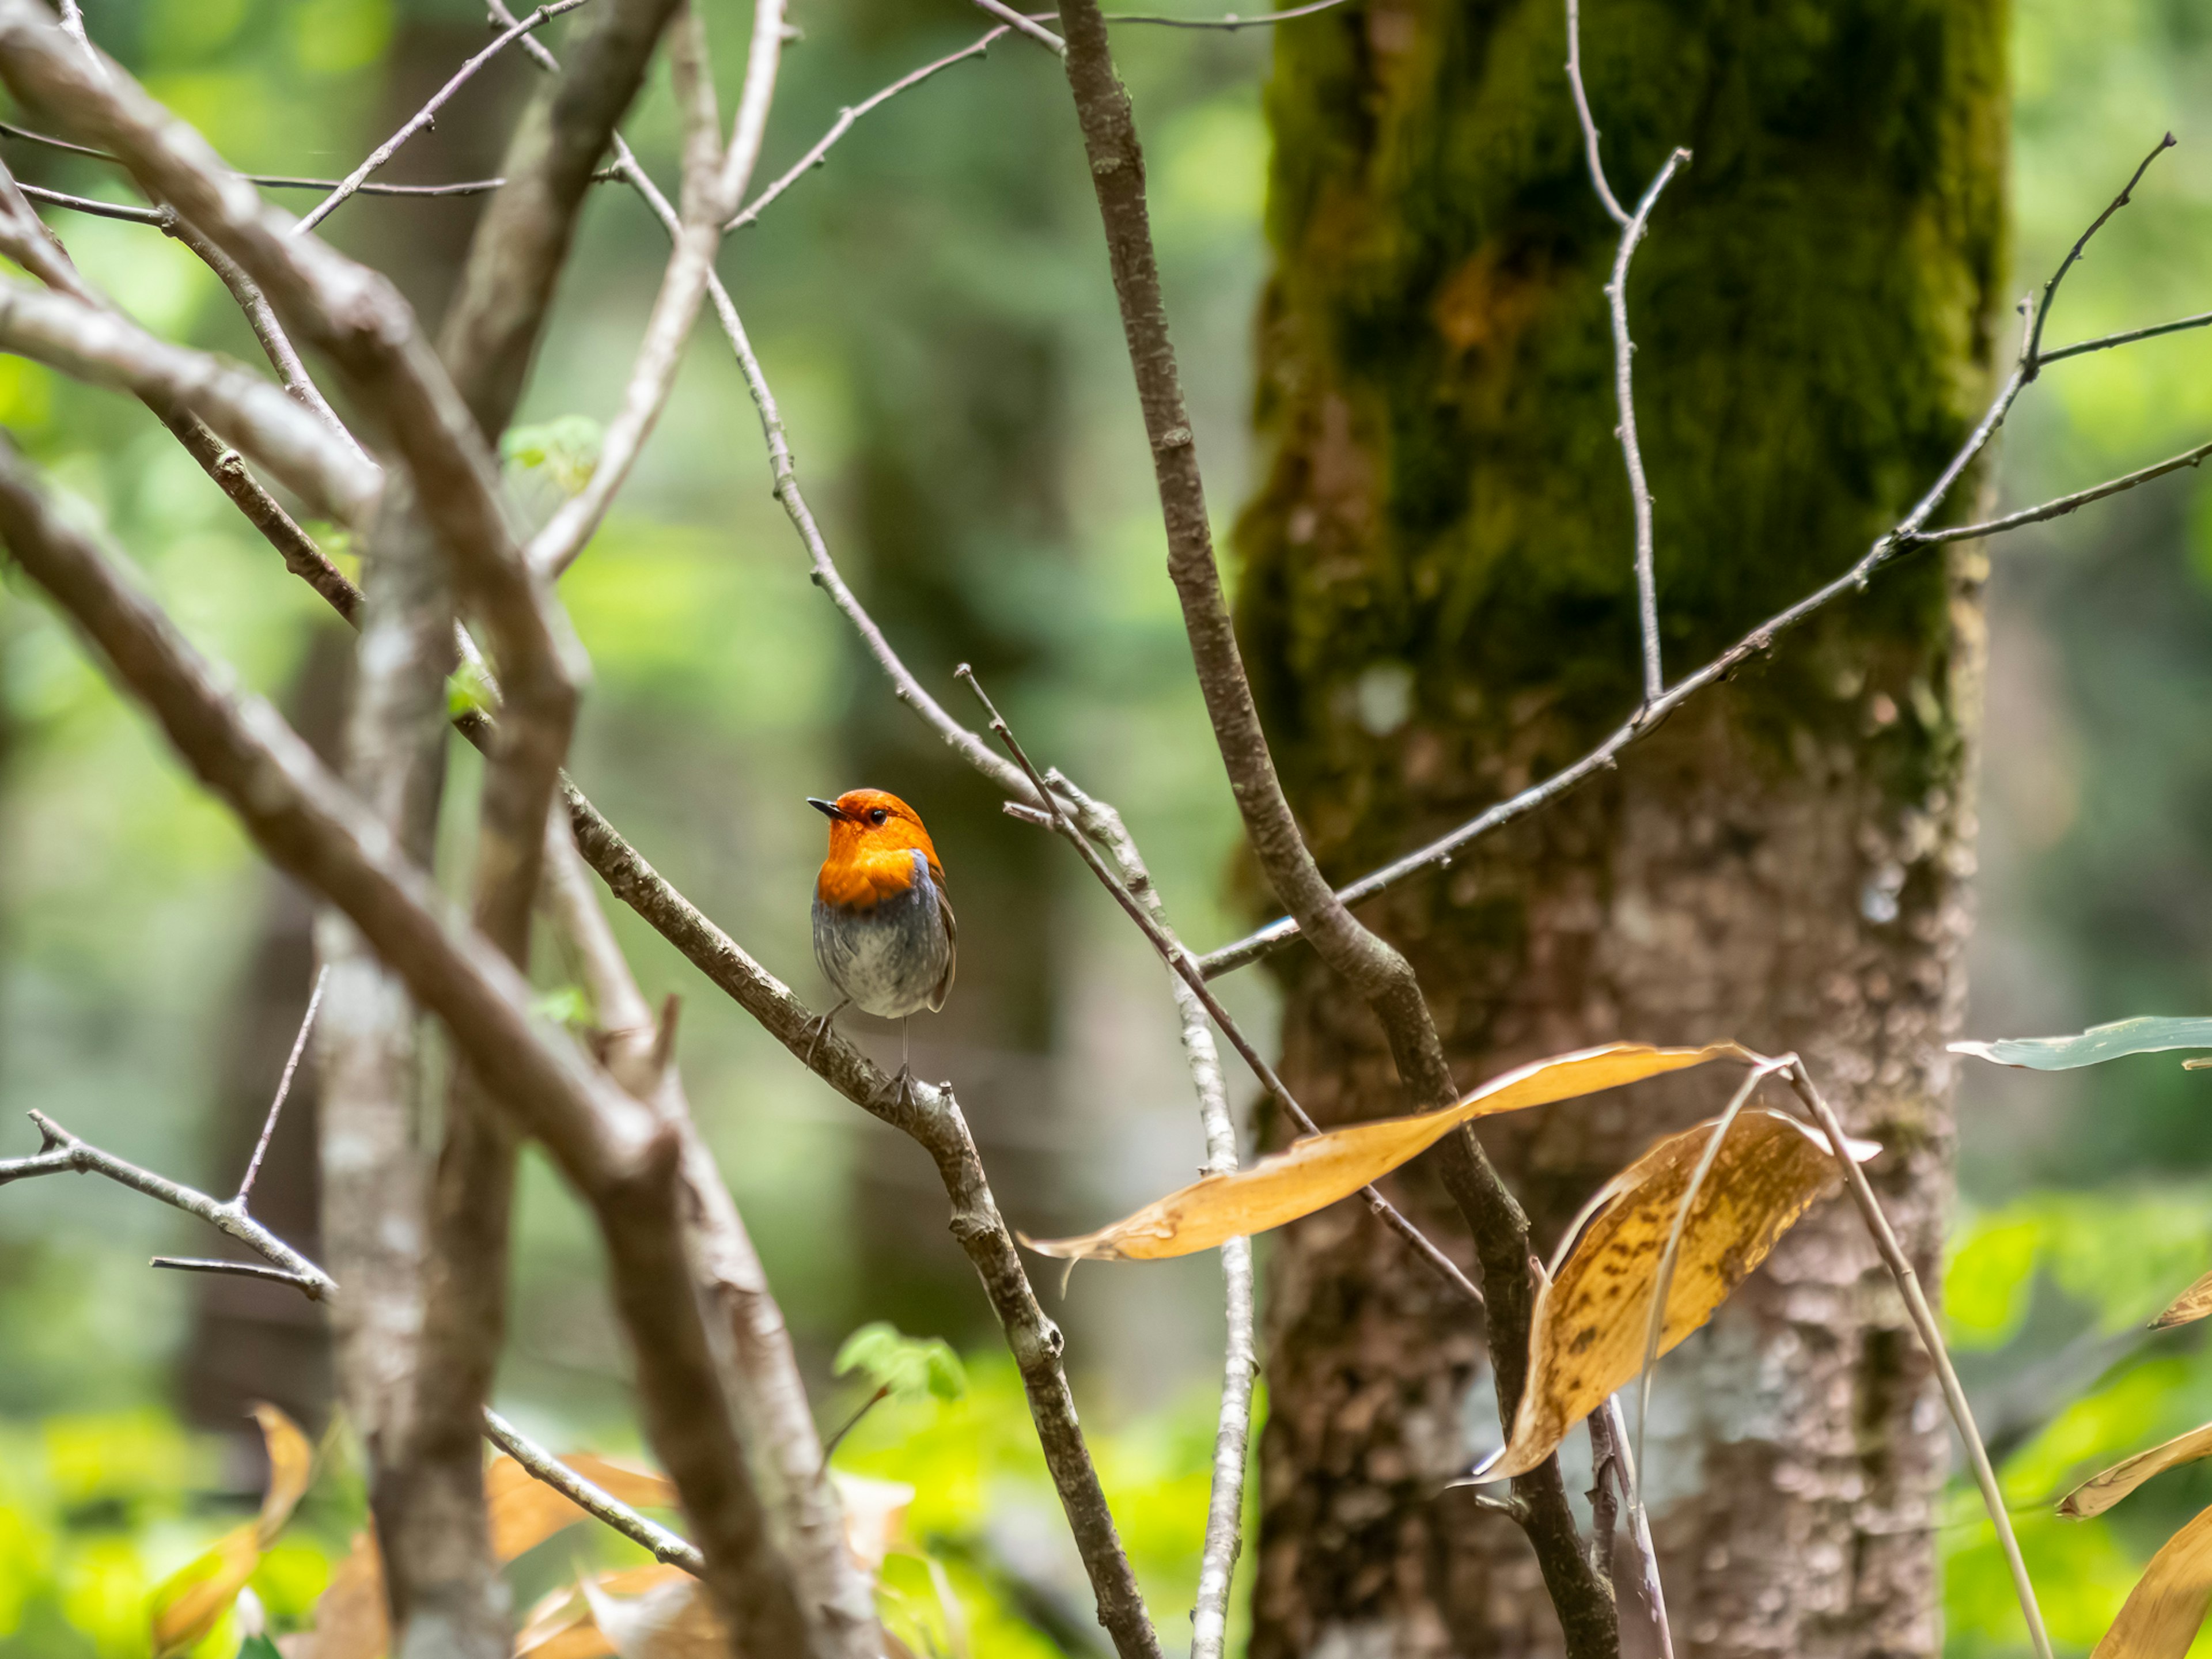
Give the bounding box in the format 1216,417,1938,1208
806,797,846,821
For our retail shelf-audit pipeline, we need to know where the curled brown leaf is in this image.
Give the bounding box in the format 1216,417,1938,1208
2061,1423,2212,1519
1025,1043,1752,1263
2093,1502,2212,1658
1481,1108,1874,1481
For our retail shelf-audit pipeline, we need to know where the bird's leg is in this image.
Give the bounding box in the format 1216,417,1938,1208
804,997,851,1067
893,1016,915,1111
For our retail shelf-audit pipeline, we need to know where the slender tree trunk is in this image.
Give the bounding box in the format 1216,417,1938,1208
1236,1,2005,1654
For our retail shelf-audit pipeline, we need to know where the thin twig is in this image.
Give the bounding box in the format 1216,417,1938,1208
1073,0,1353,29
290,0,592,236
1584,1404,1620,1587
1192,328,2197,978
0,274,378,521
2,118,621,194
484,1408,707,1571
16,180,160,220
0,1107,704,1573
2,1109,336,1296
1782,1062,2052,1659
159,211,361,449
974,0,1066,54
1562,0,1626,225
2024,132,2175,376
727,26,1008,232
1040,775,1251,1659
1604,147,1689,707
1600,1395,1672,1659
558,791,1165,1659
0,161,364,622
2037,306,2212,366
235,963,325,1205
1901,434,2212,547
527,0,787,577
966,672,1485,1308
150,1256,327,1293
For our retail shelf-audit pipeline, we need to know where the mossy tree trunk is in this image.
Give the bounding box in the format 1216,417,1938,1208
1236,1,2005,1654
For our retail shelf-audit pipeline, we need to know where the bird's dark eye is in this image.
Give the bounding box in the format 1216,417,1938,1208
868,808,889,826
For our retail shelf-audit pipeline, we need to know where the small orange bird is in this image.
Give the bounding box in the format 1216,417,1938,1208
806,789,956,1094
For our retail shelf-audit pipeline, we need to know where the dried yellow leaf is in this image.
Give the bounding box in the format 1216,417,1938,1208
150,1525,261,1658
2093,1502,2212,1658
1025,1043,1751,1263
249,1401,315,1547
151,1402,316,1657
2153,1267,2212,1332
2062,1423,2212,1519
1483,1108,1873,1481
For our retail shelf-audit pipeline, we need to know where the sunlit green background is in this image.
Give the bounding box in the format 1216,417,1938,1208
0,0,2207,1651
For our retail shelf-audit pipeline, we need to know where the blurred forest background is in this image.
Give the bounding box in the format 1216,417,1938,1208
0,0,2207,1652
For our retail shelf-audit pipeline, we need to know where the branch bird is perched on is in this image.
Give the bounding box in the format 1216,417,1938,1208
807,789,956,1099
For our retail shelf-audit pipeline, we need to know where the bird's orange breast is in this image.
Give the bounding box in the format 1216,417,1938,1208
816,845,936,912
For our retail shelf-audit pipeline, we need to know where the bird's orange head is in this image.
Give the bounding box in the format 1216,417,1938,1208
808,789,946,908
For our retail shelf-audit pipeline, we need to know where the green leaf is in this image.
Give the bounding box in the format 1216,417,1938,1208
238,1637,283,1659
500,415,603,496
445,658,497,719
531,986,593,1029
835,1323,966,1403
1949,1017,2212,1071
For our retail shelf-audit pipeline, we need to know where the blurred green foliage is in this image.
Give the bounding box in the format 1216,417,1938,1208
0,1355,1254,1657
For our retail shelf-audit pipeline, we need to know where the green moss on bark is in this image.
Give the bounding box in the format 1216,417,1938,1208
1238,0,2006,879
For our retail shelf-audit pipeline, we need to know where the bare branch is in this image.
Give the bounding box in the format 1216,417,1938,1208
1041,781,1250,1659
562,788,1164,1659
160,211,359,449
2,121,622,196
1196,363,2205,979
2036,306,2212,366
2024,131,2174,376
1783,1062,2054,1659
236,963,325,1205
1903,434,2212,547
727,26,1008,232
528,0,789,576
483,1408,706,1572
974,0,1066,55
970,673,1483,1306
0,275,378,520
2,1108,335,1295
291,0,593,237
0,161,365,622
1599,1395,1672,1659
1071,0,1354,31
150,1256,328,1294
1562,0,1627,225
0,441,812,1653
543,823,882,1658
0,1105,709,1578
438,0,687,439
16,180,163,220
1604,147,1690,708
1048,3,1614,1646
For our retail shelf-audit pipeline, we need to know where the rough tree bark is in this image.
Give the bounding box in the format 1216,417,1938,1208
1235,1,2006,1656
